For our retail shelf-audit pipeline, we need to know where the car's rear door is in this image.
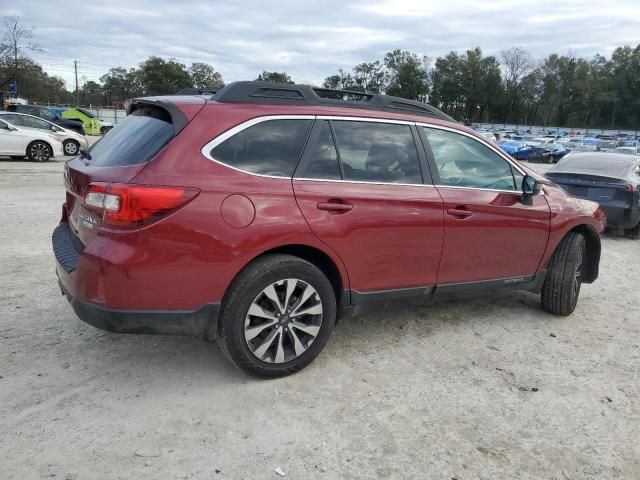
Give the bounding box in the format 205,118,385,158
419,125,551,285
293,118,445,296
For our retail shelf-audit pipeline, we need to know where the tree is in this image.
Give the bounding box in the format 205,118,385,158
189,62,224,89
383,49,430,100
138,56,192,96
1,16,41,91
255,71,293,83
500,47,535,121
322,69,355,90
351,61,386,93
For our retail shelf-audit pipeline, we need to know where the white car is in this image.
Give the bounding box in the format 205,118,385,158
0,118,63,161
0,111,88,156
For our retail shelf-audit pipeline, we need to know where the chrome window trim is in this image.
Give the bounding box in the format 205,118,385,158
199,114,529,193
415,121,528,178
294,177,436,188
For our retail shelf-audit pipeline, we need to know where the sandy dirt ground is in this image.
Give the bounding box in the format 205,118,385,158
0,153,639,480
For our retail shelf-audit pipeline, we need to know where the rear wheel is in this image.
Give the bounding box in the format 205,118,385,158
63,139,80,156
624,221,640,240
541,232,585,315
27,141,52,162
217,254,336,378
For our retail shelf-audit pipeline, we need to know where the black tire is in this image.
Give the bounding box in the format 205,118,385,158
101,126,113,134
624,221,640,240
541,232,585,316
217,254,336,378
26,141,52,162
63,139,80,156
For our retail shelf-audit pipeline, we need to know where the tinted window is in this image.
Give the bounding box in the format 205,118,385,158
88,106,174,167
423,127,519,190
211,119,312,177
332,121,422,184
298,121,341,180
21,116,52,130
39,108,57,121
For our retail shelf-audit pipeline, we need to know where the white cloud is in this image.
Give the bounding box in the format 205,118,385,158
14,0,639,90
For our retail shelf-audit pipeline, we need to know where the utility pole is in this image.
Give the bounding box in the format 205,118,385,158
74,60,79,106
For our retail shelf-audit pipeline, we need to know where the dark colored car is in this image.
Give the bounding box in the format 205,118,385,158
53,81,606,377
527,142,567,163
7,104,85,135
546,153,640,238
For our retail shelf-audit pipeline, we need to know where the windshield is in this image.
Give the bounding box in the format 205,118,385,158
87,107,173,167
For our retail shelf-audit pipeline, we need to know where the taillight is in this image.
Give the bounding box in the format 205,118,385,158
85,182,199,228
626,184,638,192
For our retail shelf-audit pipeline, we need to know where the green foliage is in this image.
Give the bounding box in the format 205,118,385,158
255,71,294,83
137,56,192,96
189,62,224,90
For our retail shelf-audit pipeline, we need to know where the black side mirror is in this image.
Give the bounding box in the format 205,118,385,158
521,175,541,205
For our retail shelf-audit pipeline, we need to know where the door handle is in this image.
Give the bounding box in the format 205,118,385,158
446,207,472,219
317,201,353,213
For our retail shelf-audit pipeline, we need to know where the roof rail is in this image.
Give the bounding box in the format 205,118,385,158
210,81,455,122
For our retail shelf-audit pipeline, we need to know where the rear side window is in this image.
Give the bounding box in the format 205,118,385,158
297,121,342,180
88,106,174,167
332,121,423,184
210,119,312,177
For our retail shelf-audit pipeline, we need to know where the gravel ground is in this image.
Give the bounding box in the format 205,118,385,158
0,154,639,480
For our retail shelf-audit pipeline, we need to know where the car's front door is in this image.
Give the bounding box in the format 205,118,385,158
293,119,445,295
420,125,551,285
0,120,25,155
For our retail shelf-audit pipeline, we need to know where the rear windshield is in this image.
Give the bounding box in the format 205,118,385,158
88,106,173,167
551,154,636,178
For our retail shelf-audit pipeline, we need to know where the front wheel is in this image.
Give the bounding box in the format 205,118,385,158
63,139,80,156
217,254,336,378
541,232,585,315
27,141,52,162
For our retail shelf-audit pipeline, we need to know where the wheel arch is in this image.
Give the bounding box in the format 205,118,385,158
223,243,349,315
568,224,601,283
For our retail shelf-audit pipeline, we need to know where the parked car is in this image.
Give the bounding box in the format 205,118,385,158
61,108,102,135
615,147,640,156
0,111,89,156
53,81,605,377
0,117,63,161
99,120,115,134
497,138,532,159
6,104,85,135
528,142,567,163
545,153,640,238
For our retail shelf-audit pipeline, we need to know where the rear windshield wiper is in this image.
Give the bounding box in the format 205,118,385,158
79,148,92,161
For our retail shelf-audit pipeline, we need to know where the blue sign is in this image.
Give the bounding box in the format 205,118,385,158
8,79,17,94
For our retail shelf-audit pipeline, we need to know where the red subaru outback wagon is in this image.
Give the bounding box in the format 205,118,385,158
54,81,605,377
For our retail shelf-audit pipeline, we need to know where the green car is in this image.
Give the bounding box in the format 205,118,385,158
62,108,102,135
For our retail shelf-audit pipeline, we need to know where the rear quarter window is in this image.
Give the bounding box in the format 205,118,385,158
209,119,313,177
88,106,174,167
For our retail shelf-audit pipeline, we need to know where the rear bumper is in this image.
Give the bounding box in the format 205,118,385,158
58,279,220,340
601,206,640,229
53,222,221,340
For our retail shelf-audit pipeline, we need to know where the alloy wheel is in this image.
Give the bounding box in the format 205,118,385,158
30,142,50,162
244,278,323,363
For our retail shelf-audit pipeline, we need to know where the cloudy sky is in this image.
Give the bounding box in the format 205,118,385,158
6,0,640,89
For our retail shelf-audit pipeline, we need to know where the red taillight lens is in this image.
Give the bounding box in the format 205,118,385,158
626,184,638,192
86,183,199,228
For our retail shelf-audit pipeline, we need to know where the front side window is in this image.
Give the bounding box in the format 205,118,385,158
423,127,520,191
210,119,312,177
332,121,422,184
